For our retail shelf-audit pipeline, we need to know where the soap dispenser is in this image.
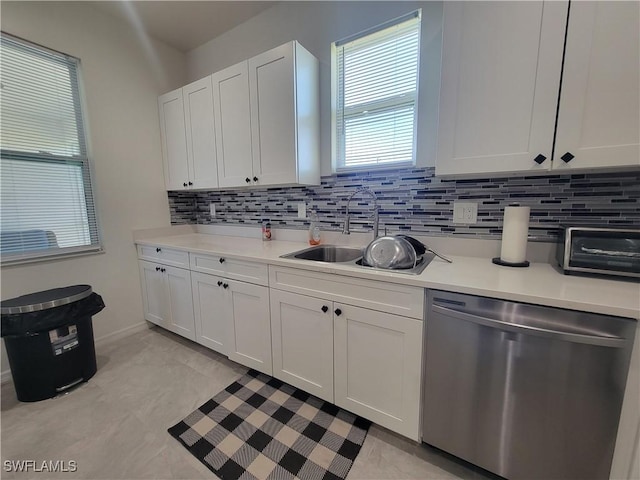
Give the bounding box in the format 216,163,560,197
308,210,321,245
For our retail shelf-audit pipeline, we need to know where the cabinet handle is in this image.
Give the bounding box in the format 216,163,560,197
245,177,251,183
160,268,166,273
155,266,160,272
533,154,546,165
561,152,575,163
334,308,342,316
188,181,193,186
223,283,229,289
183,182,188,187
219,258,225,264
321,305,329,313
217,281,223,287
156,247,161,253
253,176,258,182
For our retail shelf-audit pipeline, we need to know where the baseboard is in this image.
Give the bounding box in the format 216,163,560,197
0,321,150,385
93,321,149,348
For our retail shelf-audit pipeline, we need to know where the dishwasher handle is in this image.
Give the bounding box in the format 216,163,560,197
431,303,628,348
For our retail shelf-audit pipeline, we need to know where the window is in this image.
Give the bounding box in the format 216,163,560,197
1,33,101,264
333,11,421,171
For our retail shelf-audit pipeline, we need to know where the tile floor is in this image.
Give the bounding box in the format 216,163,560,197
1,327,495,479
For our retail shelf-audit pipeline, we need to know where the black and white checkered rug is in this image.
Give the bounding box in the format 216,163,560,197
169,369,371,480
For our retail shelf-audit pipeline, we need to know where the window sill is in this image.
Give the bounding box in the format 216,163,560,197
1,247,105,268
334,162,416,175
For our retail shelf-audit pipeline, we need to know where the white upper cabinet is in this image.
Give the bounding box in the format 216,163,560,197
159,41,320,190
183,77,219,189
158,78,218,190
436,1,567,176
158,89,189,190
553,1,640,171
437,1,639,177
248,41,320,187
212,61,254,188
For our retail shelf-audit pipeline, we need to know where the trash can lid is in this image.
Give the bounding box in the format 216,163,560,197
1,285,93,315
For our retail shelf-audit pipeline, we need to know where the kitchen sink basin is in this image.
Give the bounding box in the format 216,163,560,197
280,245,434,275
282,245,363,263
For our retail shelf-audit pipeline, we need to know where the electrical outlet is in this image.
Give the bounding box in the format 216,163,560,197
209,203,216,217
297,202,307,219
453,202,477,224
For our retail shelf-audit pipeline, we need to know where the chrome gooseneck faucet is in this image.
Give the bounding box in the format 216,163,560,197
342,187,379,239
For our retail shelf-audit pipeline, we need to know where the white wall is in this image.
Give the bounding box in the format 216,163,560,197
187,1,443,176
1,2,186,378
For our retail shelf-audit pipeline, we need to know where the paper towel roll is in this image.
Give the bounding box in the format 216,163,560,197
500,206,530,263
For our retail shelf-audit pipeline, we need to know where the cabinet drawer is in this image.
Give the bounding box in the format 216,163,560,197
190,252,269,286
137,244,189,267
269,266,424,319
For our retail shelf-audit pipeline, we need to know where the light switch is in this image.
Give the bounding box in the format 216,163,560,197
209,203,216,217
297,202,307,218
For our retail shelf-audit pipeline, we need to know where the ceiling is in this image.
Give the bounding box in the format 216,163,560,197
93,1,277,52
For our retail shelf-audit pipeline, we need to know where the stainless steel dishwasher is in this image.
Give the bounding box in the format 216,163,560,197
422,290,636,480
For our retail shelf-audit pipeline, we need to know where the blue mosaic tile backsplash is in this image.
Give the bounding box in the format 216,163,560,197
168,167,640,241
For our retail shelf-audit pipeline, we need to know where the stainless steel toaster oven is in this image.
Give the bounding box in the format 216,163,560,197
556,226,640,278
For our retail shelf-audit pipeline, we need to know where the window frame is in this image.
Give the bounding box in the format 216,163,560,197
0,32,103,266
331,10,422,173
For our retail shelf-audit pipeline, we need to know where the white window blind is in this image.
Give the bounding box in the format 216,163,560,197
334,11,421,170
1,33,101,264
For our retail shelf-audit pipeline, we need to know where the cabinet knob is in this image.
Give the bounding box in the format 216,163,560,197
217,281,223,286
183,182,188,187
219,257,225,264
188,181,193,186
533,154,546,165
253,176,258,182
160,268,166,273
561,152,575,163
334,308,342,316
156,247,161,253
155,266,160,271
245,177,251,183
223,283,229,289
321,305,329,313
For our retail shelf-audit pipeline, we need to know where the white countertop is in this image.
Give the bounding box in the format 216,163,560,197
136,233,640,320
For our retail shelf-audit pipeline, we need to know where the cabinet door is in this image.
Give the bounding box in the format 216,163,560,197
212,61,253,188
270,290,333,402
165,265,196,341
138,260,167,327
248,42,297,186
554,1,639,171
227,280,272,374
191,272,228,355
183,77,219,188
436,1,567,176
158,88,189,190
334,304,423,441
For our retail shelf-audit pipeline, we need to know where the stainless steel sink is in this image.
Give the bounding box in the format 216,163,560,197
280,244,434,275
281,245,363,263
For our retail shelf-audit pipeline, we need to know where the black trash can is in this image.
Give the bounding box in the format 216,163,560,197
1,285,105,402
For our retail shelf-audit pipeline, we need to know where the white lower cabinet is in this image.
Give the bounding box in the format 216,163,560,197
270,289,334,402
138,260,195,341
139,247,424,441
334,303,423,441
191,272,228,355
139,260,167,328
226,279,273,375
